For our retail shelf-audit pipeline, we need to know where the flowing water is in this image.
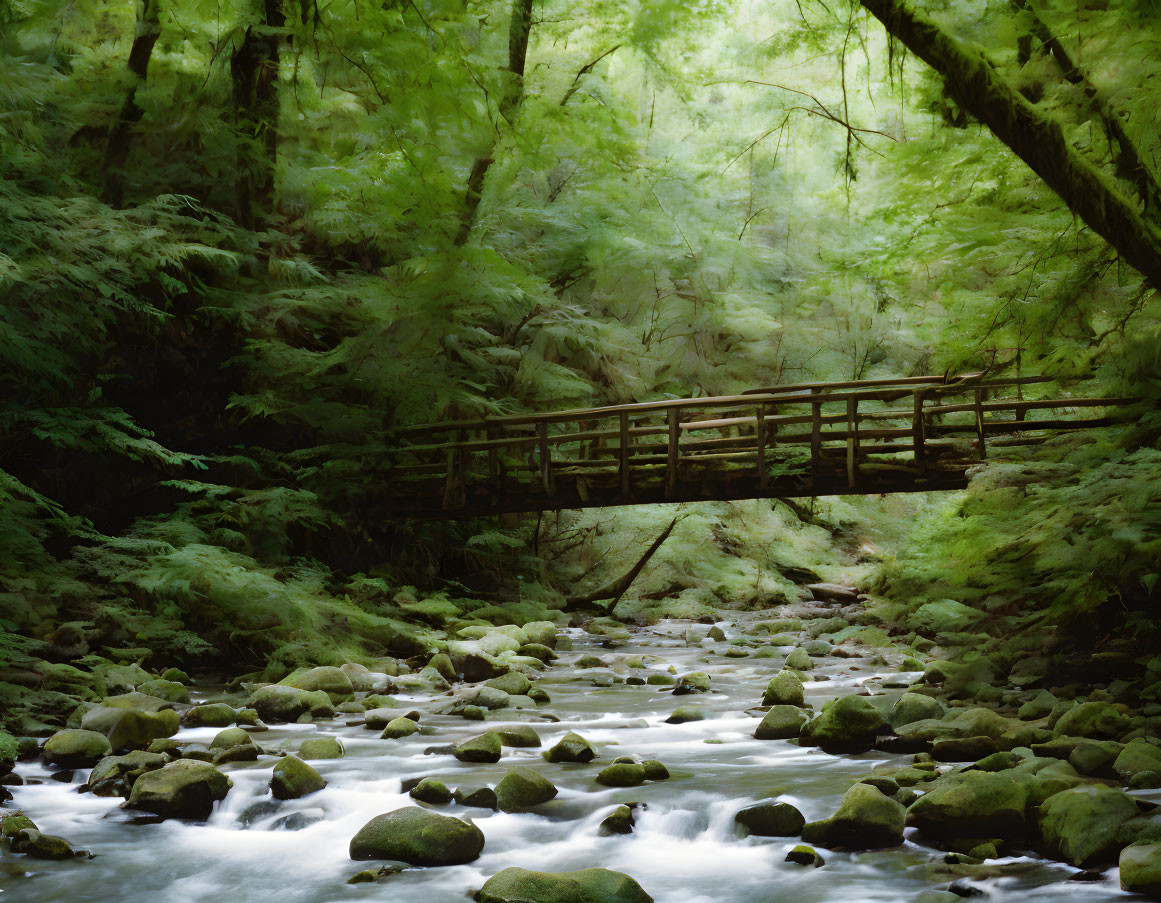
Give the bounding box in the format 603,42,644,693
0,618,1142,902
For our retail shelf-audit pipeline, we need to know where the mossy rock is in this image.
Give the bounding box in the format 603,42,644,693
428,653,457,682
600,805,635,835
672,672,711,695
544,731,595,764
0,731,17,768
1036,784,1139,867
10,828,76,860
785,844,824,867
1053,701,1130,740
905,770,1033,840
183,704,237,728
754,706,808,740
81,706,179,751
1120,843,1161,895
762,671,804,707
455,732,502,763
271,756,326,800
496,766,558,812
666,706,706,725
1,813,37,837
349,807,484,865
477,867,653,903
485,672,532,696
298,737,344,759
381,717,420,740
596,763,646,787
410,778,453,805
454,784,499,810
286,666,355,702
1115,739,1161,781
87,750,167,797
799,695,888,753
210,727,252,750
518,643,557,662
735,802,804,837
249,685,314,723
801,783,904,849
891,693,944,728
496,725,541,748
43,729,112,768
785,648,813,671
137,679,190,704
127,759,232,819
642,760,669,780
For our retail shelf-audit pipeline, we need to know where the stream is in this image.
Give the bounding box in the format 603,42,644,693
0,617,1141,903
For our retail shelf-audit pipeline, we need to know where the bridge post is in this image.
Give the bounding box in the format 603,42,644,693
537,421,555,496
756,404,767,489
846,397,858,489
974,388,987,460
810,396,823,487
912,389,927,472
619,411,631,497
666,407,679,499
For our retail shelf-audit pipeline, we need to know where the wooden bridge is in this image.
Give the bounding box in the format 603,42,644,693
383,374,1138,519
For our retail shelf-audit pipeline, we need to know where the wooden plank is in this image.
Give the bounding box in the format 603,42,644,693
619,411,630,497
929,396,1140,416
667,407,680,499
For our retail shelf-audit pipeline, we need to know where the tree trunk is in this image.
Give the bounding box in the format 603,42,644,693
454,0,534,245
102,0,161,206
564,517,678,613
231,0,286,229
860,0,1161,288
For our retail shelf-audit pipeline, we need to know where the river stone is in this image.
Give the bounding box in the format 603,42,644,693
1115,739,1161,781
666,706,707,724
600,805,635,835
905,770,1032,839
249,685,313,723
287,666,355,702
735,802,805,837
427,653,457,683
1121,843,1161,894
785,648,813,671
673,672,711,695
210,728,252,750
1,813,36,837
410,778,453,805
381,717,420,739
496,767,558,812
932,736,998,762
43,729,112,768
522,621,559,647
127,759,232,818
1017,690,1058,721
454,785,499,810
455,732,502,763
642,760,669,780
349,807,484,865
762,671,805,707
477,867,653,903
519,643,557,662
1053,701,1130,740
485,672,533,696
544,731,596,764
1130,771,1161,790
270,756,326,800
183,704,237,728
87,750,167,797
646,673,674,686
496,725,541,748
81,705,179,751
786,844,824,867
754,706,808,740
299,737,344,759
1068,739,1120,776
891,693,944,727
801,783,904,849
464,686,512,710
137,679,190,704
1036,784,1139,866
596,763,646,787
10,828,75,860
799,695,889,753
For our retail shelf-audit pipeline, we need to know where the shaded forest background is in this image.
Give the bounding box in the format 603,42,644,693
3,0,1161,732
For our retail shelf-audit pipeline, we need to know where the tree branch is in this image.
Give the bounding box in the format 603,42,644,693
564,517,678,612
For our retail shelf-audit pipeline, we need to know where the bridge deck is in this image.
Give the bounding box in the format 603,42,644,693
382,373,1138,519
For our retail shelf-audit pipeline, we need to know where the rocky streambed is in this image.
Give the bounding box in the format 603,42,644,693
2,608,1161,902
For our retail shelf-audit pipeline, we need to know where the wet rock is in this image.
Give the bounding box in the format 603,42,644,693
380,716,420,740
286,666,355,702
10,828,77,860
785,648,814,671
485,672,532,696
347,865,405,884
518,643,557,662
666,706,706,724
496,725,541,748
802,783,904,849
596,763,646,787
298,737,344,759
641,760,669,781
249,685,321,723
1068,739,1120,776
646,673,675,686
600,804,636,835
905,771,1032,840
137,679,189,704
522,621,559,647
933,736,998,762
754,705,808,740
458,653,510,683
213,744,259,765
1130,771,1161,790
707,626,726,642
82,705,180,751
270,811,324,831
349,807,484,865
1114,738,1161,781
1017,690,1057,721
1120,843,1161,894
973,751,1026,772
891,693,945,727
672,672,711,695
183,704,237,728
210,727,252,750
477,867,653,903
762,671,805,707
427,653,457,683
734,802,804,837
785,844,824,867
43,729,111,768
455,732,503,763
462,687,512,711
1036,784,1139,867
1,813,36,837
799,695,889,753
127,759,232,819
270,756,326,800
496,767,558,812
454,785,499,810
528,687,552,705
1053,702,1129,740
459,706,487,721
410,778,453,805
86,750,167,797
543,731,596,764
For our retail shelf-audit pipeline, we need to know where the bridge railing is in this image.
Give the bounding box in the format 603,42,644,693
383,373,1138,513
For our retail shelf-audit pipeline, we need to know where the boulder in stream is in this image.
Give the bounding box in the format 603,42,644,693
666,706,706,724
381,717,420,739
81,705,180,751
754,706,808,740
410,777,453,805
286,666,355,702
455,732,502,763
762,671,805,707
477,867,653,903
10,828,77,860
86,750,167,797
596,763,646,787
349,807,484,865
543,731,596,764
905,770,1033,840
1121,843,1161,895
1052,701,1130,740
298,737,344,759
126,759,232,818
42,729,112,768
735,802,805,837
799,695,889,753
801,783,904,849
270,756,326,800
672,672,711,695
600,804,636,835
182,704,237,728
495,766,558,812
1035,784,1139,866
